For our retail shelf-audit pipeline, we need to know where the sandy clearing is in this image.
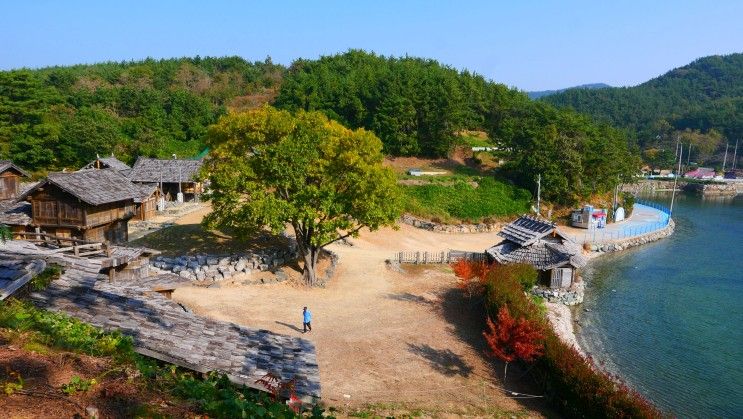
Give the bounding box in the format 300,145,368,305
171,220,551,416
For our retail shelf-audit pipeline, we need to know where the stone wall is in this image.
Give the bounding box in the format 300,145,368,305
399,214,502,234
683,182,741,196
586,219,675,253
620,180,687,194
150,247,298,282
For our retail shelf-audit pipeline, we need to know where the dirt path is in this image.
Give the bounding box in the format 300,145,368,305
173,223,551,416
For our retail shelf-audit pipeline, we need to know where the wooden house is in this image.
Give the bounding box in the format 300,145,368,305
127,157,203,202
486,215,587,289
133,183,160,221
18,169,140,244
0,161,30,201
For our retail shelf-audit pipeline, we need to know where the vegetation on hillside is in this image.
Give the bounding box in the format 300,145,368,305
277,50,638,203
0,56,284,171
543,53,743,166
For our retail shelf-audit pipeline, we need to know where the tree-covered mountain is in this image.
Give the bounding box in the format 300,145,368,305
0,57,284,171
527,83,611,100
542,53,743,166
276,50,638,203
0,50,638,204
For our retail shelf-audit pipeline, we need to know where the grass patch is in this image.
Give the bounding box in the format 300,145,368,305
30,265,63,291
402,176,531,223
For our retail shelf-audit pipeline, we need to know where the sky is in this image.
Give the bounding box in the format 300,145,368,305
1,1,741,91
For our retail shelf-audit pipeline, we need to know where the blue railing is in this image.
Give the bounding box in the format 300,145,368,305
580,200,671,244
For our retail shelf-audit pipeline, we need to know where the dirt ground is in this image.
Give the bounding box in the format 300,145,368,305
172,220,554,417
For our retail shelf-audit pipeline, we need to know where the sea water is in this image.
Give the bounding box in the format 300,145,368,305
576,193,743,417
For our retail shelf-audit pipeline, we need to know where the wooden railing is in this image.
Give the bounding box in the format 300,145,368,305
14,232,110,257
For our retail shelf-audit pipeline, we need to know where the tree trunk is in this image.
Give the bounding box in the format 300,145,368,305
300,243,319,286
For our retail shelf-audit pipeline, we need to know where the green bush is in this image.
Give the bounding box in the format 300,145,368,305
30,265,63,291
622,192,635,217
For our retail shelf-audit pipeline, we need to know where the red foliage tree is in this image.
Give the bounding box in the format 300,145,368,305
451,259,490,297
483,305,545,385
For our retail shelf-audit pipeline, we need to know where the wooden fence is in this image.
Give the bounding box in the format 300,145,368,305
393,250,488,265
14,232,109,257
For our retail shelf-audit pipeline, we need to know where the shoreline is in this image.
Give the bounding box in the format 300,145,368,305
549,216,675,358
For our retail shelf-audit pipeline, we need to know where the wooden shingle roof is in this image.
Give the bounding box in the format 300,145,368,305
127,157,203,184
0,160,30,178
486,239,587,270
20,169,139,206
0,201,32,226
82,156,131,172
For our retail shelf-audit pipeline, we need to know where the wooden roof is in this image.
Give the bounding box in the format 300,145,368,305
0,160,30,178
127,157,203,184
486,240,587,270
0,201,32,226
133,183,159,203
20,169,139,206
81,156,131,172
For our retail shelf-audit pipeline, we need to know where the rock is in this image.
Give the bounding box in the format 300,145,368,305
218,266,230,274
197,255,207,265
235,260,246,272
179,270,193,279
218,257,230,267
172,265,184,273
86,406,99,418
195,271,205,281
188,261,200,269
206,257,218,265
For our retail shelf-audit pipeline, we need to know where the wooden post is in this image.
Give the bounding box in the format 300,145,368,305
415,251,420,264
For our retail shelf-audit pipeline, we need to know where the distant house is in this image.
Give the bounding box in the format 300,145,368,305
486,215,587,289
81,155,132,173
127,157,203,202
18,170,139,244
684,167,715,180
133,183,160,221
0,160,30,201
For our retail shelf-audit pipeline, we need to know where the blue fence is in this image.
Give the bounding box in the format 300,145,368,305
579,199,671,244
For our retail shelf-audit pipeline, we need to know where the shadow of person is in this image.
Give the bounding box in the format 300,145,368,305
275,321,303,333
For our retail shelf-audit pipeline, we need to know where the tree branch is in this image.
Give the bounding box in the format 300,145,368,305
318,225,365,249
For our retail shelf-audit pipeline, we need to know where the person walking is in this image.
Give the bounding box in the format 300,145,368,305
302,306,312,333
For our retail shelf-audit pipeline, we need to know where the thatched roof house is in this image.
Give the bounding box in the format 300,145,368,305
486,215,586,288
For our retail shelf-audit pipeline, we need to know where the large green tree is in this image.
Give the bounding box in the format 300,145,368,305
203,106,401,285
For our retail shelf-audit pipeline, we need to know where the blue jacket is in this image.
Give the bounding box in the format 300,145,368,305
303,310,312,323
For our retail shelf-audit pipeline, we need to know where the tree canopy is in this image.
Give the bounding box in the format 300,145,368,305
0,56,284,171
203,106,401,285
543,53,743,166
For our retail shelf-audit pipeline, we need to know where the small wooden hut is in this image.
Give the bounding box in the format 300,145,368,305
127,157,203,202
133,183,160,221
486,215,587,289
0,161,30,201
19,169,139,244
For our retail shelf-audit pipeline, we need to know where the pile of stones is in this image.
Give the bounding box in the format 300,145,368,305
532,282,585,306
150,248,298,282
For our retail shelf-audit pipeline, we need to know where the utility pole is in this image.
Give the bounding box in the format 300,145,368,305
536,173,541,216
722,143,729,172
733,139,739,171
670,141,682,216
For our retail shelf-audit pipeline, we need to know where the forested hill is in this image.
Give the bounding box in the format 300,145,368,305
0,57,284,171
276,50,638,203
0,50,638,203
527,83,611,100
542,53,743,165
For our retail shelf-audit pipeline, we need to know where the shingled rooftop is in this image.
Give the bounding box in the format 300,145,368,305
0,160,30,177
486,215,587,270
81,155,132,172
127,157,203,184
20,169,140,206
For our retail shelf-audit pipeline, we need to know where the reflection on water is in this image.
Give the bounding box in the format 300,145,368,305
576,193,743,417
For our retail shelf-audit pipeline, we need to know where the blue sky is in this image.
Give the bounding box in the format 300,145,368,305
1,1,741,90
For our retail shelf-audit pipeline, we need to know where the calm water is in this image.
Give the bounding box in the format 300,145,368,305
576,193,743,418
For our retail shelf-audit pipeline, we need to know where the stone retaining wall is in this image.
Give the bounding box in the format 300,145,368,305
683,182,741,196
621,180,687,194
399,214,502,234
587,219,675,253
151,247,298,282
